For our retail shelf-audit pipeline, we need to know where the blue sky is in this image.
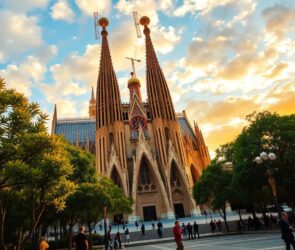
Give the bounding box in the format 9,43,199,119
0,0,294,154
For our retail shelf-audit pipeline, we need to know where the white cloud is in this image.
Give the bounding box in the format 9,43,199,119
0,10,43,63
51,0,75,23
54,99,80,118
0,56,47,96
262,4,295,42
1,0,48,13
75,0,111,16
151,26,181,54
40,44,98,104
116,0,159,24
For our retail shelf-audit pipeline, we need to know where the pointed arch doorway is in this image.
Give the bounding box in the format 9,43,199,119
110,166,123,189
170,161,191,219
136,156,168,221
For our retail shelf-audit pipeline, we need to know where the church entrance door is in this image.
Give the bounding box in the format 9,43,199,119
143,206,157,221
174,203,185,218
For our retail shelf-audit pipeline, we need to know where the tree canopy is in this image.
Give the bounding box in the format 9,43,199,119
193,160,232,231
0,78,133,250
193,111,295,230
0,78,76,249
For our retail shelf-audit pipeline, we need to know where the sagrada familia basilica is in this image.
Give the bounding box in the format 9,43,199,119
52,16,210,221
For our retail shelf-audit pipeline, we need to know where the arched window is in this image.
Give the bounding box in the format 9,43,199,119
171,162,180,186
164,127,170,142
139,162,151,185
111,167,121,187
109,132,114,145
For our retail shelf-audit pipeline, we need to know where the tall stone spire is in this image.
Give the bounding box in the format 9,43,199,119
89,86,96,119
140,16,176,121
95,17,128,190
91,85,95,100
139,16,187,170
96,17,123,129
51,104,57,135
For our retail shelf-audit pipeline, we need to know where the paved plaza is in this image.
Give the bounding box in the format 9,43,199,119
126,232,285,250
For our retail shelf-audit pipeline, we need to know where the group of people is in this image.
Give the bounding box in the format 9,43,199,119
38,212,295,250
181,222,200,239
209,219,222,233
134,219,164,238
173,213,295,250
173,221,200,250
38,226,89,250
247,214,277,230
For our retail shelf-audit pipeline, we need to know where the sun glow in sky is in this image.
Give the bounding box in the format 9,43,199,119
0,0,294,156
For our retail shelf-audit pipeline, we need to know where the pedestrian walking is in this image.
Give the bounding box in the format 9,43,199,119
73,226,89,250
157,221,163,238
210,220,215,233
135,220,139,230
279,212,295,250
124,228,130,244
173,221,184,250
217,220,222,232
115,232,122,249
187,223,193,239
152,221,155,230
39,236,49,250
181,223,187,239
141,223,145,236
193,221,200,239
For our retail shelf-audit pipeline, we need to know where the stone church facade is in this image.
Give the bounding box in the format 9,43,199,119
52,16,210,221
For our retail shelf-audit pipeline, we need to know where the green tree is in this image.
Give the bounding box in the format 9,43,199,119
193,160,232,231
56,142,97,250
0,78,75,249
78,177,132,249
231,111,295,212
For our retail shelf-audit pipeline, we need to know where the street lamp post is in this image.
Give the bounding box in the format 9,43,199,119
254,152,280,217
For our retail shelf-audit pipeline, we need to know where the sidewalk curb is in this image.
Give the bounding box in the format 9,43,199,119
122,230,280,248
123,232,239,248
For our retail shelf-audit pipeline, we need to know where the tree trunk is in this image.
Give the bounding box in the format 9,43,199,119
88,224,92,250
223,209,230,232
67,229,73,250
217,206,230,232
0,206,7,250
18,204,45,250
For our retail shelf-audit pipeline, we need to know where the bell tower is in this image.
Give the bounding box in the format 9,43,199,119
140,16,187,170
95,17,128,193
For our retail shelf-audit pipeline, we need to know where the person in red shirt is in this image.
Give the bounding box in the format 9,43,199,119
173,220,184,250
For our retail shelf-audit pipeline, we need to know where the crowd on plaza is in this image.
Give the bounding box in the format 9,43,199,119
37,211,295,250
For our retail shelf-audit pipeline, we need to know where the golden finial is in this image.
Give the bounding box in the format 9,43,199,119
98,17,109,28
139,16,150,26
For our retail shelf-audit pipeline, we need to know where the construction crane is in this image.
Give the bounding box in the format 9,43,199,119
93,12,100,40
133,11,142,38
125,57,141,77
